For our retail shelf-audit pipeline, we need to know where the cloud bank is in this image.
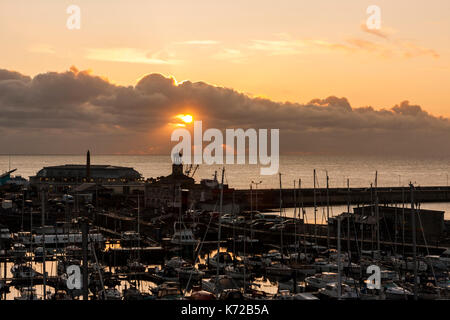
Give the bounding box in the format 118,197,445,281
0,67,449,156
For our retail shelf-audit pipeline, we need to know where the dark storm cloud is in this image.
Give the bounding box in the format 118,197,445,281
0,67,449,156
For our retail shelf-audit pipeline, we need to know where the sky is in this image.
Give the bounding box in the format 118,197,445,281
0,0,449,156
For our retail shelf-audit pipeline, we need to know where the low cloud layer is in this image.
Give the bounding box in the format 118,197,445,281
0,67,449,157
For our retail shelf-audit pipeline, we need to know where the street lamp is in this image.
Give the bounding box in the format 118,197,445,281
250,180,262,241
21,187,27,231
251,180,263,212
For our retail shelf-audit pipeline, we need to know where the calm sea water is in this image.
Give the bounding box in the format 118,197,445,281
2,154,450,189
2,154,450,219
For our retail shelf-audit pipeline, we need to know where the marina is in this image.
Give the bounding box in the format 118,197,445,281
0,152,449,300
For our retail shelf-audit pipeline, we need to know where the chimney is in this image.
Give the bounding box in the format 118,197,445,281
86,150,91,180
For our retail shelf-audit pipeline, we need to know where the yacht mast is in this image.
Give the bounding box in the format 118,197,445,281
299,179,306,257
41,187,47,300
410,183,418,300
279,173,283,257
402,187,405,255
326,171,330,249
29,200,33,290
21,188,25,231
347,179,351,263
137,194,140,261
250,184,253,242
375,171,380,253
216,167,225,280
293,180,297,252
313,169,317,247
337,215,342,300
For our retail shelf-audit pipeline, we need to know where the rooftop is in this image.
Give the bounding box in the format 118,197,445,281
32,164,142,179
41,164,134,170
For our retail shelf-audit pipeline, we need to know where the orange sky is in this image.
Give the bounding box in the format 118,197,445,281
1,0,449,116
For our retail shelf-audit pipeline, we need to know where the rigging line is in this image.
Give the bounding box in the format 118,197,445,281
321,207,326,225
184,200,218,296
91,242,106,300
351,213,361,259
416,203,438,286
394,203,398,255
348,216,362,298
316,171,326,236
380,210,396,254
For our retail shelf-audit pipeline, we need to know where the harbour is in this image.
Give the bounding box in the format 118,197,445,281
0,152,449,301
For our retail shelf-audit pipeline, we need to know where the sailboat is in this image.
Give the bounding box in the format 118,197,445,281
305,272,356,290
318,282,359,300
208,251,233,269
124,196,147,273
99,286,122,300
171,188,198,247
50,290,73,300
126,258,147,273
439,248,450,267
264,174,293,278
152,281,183,300
170,223,198,246
14,287,41,300
273,290,319,300
265,261,293,277
224,264,249,280
382,281,413,300
161,256,204,281
174,263,205,281
11,263,40,279
201,275,241,295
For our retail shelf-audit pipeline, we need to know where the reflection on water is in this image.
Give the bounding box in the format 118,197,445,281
0,246,288,299
104,242,122,251
0,259,160,300
2,260,57,300
0,244,292,300
278,202,450,223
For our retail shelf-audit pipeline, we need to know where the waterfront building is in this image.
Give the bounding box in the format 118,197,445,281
144,154,233,211
29,151,143,194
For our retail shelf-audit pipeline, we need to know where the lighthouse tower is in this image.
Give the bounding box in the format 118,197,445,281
172,151,184,176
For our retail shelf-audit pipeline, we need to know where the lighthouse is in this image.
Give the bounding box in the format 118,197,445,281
172,151,184,176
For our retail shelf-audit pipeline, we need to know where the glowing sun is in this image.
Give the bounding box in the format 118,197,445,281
175,114,193,124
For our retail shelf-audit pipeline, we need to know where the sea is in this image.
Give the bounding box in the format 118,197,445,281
2,154,450,219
